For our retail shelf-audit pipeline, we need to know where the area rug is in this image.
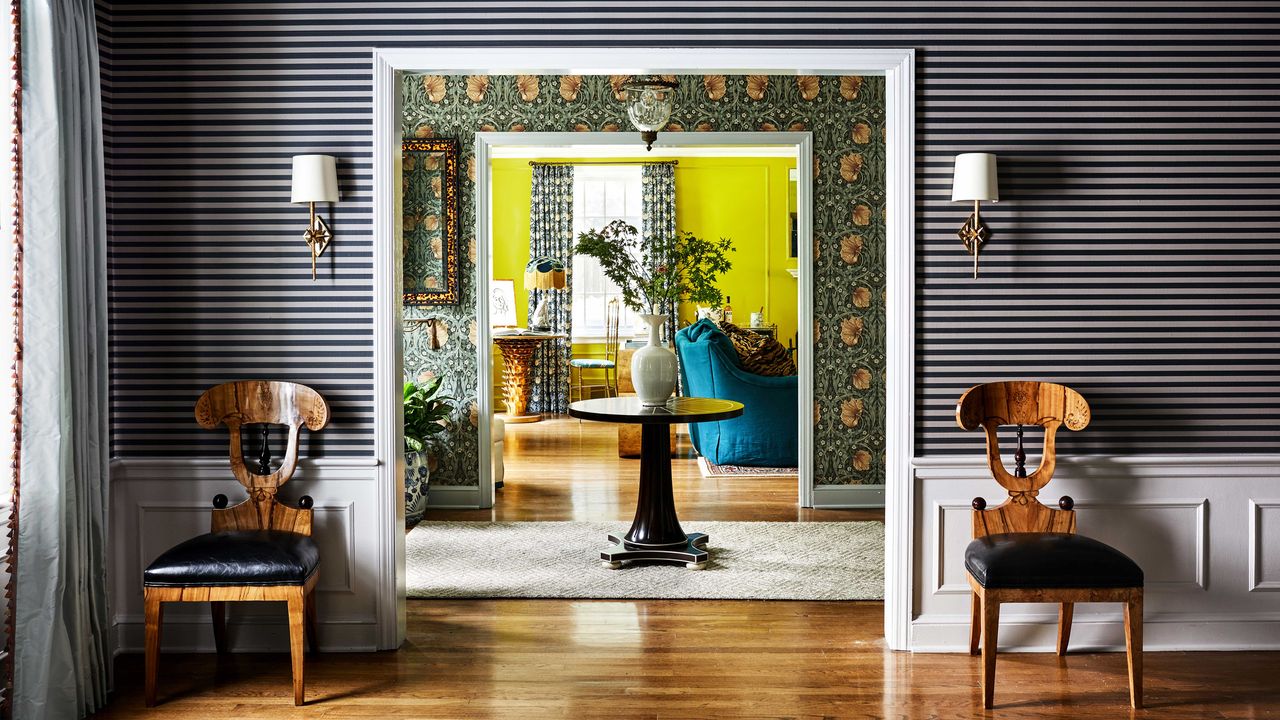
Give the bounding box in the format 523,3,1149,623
406,520,883,600
696,456,798,479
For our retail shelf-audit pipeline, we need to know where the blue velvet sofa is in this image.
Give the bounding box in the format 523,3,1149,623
674,319,798,467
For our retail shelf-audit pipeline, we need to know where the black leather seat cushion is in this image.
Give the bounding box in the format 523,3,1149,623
965,532,1142,589
144,530,320,587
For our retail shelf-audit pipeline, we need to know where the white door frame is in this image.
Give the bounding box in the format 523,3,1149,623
372,47,916,651
474,132,814,512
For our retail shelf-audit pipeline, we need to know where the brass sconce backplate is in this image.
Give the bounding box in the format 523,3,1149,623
303,205,332,280
957,204,989,279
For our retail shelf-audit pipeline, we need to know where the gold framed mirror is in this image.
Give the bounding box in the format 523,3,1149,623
402,138,460,305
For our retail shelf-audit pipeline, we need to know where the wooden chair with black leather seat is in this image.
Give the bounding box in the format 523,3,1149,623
958,381,1143,710
142,380,330,707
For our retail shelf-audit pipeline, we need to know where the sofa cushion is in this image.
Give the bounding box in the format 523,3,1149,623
144,530,320,587
965,532,1143,590
718,322,796,377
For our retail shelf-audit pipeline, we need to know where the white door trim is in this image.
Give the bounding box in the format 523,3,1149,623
371,47,916,651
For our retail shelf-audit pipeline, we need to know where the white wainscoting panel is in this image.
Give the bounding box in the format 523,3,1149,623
1250,499,1280,592
110,458,382,654
912,456,1280,653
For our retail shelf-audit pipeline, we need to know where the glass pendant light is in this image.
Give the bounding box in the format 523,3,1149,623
621,76,680,151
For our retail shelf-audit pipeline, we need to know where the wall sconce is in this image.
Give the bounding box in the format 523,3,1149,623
621,75,679,151
951,152,999,278
525,256,567,330
291,154,339,281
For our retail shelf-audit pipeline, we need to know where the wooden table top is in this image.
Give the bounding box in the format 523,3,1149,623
567,397,744,425
492,331,565,343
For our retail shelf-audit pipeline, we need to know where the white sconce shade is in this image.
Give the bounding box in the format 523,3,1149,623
951,152,999,202
291,154,339,204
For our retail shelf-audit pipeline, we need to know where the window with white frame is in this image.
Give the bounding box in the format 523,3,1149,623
571,165,644,341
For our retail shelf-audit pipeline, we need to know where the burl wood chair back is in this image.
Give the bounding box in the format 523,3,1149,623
195,380,330,534
957,381,1143,710
956,380,1091,537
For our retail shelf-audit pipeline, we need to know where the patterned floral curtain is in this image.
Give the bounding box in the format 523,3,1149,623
527,164,575,414
641,163,677,343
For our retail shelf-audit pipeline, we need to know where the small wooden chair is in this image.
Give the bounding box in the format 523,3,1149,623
958,381,1143,709
143,381,330,706
570,298,621,402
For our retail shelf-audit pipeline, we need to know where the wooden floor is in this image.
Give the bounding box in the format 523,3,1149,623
94,418,1280,718
438,415,880,523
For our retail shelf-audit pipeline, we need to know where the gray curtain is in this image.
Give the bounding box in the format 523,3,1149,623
527,164,574,414
16,0,112,716
641,163,677,344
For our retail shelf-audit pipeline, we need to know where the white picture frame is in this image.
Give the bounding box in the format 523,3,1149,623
490,278,517,327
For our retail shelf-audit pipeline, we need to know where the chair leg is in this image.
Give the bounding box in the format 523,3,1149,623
1057,602,1074,656
287,590,307,706
304,588,319,654
981,594,1000,709
968,591,981,655
211,601,227,654
144,590,163,707
1125,591,1143,709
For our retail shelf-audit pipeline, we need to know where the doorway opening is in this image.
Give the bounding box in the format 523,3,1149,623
372,50,916,651
474,136,814,515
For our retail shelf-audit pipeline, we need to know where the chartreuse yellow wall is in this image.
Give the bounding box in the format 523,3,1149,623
489,155,798,402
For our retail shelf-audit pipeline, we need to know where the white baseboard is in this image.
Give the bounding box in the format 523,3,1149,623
426,484,482,508
813,483,884,509
113,613,379,654
911,611,1280,653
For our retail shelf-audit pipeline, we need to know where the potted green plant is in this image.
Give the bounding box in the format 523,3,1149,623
574,220,733,405
404,376,454,526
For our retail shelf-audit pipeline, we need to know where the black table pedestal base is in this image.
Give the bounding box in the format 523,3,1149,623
601,532,709,570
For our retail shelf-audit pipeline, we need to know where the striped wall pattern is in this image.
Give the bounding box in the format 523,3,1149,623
100,2,1280,462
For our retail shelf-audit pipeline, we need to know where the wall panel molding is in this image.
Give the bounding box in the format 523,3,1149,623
110,458,380,653
1248,499,1280,592
914,455,1280,652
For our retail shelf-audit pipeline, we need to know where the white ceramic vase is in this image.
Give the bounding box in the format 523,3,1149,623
632,313,677,407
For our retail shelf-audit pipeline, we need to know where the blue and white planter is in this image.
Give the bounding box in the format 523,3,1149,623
405,450,432,526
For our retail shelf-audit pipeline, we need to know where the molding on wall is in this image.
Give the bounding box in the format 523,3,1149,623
374,45,917,654
110,458,383,654
1249,499,1280,592
880,48,917,653
910,612,1280,654
914,454,1280,470
110,456,380,478
812,484,885,509
373,48,409,650
114,614,379,655
913,455,1280,653
425,484,482,509
474,130,816,510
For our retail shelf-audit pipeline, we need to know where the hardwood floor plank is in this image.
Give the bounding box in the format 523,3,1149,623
99,600,1280,719
437,416,880,524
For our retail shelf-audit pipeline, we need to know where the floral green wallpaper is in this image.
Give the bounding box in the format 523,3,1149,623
402,73,886,487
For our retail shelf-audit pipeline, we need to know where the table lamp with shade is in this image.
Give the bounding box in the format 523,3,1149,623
951,152,999,279
291,154,339,281
525,255,567,330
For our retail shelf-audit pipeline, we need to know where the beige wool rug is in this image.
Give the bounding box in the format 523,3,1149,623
406,520,884,600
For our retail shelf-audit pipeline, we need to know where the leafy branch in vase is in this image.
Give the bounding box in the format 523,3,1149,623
573,219,734,315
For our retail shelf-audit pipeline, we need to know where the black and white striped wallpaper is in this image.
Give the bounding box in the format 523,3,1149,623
100,2,1280,459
